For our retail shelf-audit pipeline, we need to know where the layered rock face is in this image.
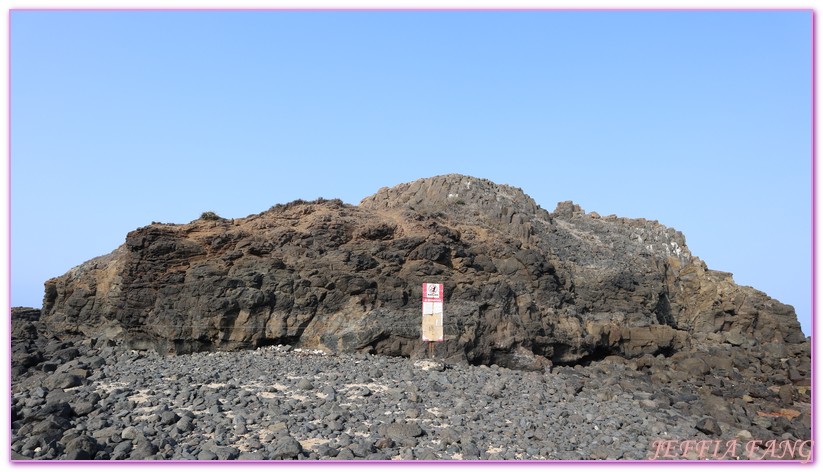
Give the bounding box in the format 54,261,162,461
41,174,807,370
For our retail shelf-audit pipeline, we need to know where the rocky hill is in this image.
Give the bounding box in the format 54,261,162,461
40,174,806,370
13,174,812,461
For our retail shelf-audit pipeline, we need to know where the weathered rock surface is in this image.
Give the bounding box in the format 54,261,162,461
39,174,807,370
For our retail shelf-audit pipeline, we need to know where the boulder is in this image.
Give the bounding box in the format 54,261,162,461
269,436,303,460
386,421,424,439
43,374,82,390
695,417,723,436
63,434,100,460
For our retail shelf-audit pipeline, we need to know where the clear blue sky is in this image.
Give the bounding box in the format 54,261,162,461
10,10,812,335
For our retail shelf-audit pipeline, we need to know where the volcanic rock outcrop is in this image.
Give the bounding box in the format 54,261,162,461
40,174,807,370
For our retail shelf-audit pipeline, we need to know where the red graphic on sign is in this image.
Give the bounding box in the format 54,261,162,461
422,283,443,302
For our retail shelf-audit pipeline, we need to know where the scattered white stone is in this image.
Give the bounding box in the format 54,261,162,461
413,360,445,372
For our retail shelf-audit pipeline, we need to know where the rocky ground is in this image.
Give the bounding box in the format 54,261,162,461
12,308,812,461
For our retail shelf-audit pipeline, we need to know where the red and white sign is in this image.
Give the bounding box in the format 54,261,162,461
422,283,443,302
422,283,444,342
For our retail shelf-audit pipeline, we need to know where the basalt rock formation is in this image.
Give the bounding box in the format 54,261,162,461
40,174,808,370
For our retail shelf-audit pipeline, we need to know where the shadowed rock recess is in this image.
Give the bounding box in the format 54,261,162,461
40,174,806,368
12,175,812,461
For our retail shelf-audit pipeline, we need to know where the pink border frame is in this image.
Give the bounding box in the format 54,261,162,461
811,8,817,467
5,7,817,465
7,6,13,466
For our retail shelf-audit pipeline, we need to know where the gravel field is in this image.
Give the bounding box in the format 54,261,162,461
11,334,812,461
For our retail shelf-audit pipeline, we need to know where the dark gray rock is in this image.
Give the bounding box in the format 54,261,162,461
11,307,42,323
374,437,394,449
270,435,303,460
695,417,723,436
315,444,337,458
333,448,354,460
121,426,141,441
348,440,373,458
674,357,710,377
43,374,83,390
72,401,96,417
788,367,805,382
26,401,73,423
63,434,100,460
175,416,194,433
212,446,240,460
297,378,314,391
197,450,218,460
414,447,439,460
130,441,160,460
51,347,81,363
238,451,265,460
159,410,179,425
386,422,424,439
366,452,390,460
112,439,134,458
85,356,106,369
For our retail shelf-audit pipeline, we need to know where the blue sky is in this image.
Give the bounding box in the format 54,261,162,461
10,10,812,335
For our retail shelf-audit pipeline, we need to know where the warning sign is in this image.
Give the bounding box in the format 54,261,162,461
422,283,444,342
423,283,443,302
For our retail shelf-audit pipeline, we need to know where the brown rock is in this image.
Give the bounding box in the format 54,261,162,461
778,384,794,406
